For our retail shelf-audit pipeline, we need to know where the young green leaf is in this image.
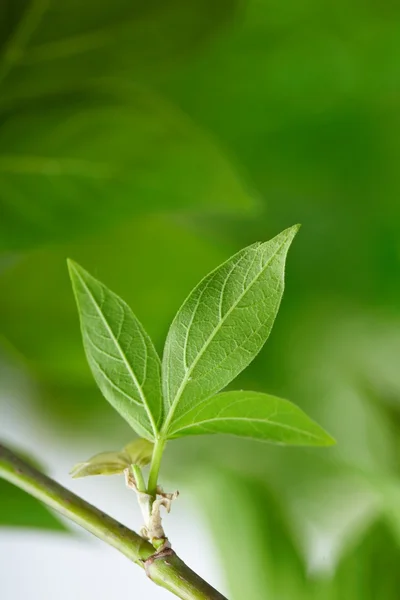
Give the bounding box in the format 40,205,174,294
68,261,162,440
70,451,131,478
70,438,153,478
123,438,154,467
168,391,335,446
162,225,299,431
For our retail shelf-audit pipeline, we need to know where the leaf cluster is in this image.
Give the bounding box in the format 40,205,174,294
68,226,334,456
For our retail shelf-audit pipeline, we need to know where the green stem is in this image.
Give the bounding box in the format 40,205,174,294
0,443,151,563
147,437,166,496
132,464,146,493
0,443,227,600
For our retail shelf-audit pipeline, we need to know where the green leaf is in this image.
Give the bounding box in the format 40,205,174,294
68,260,162,439
162,225,300,431
0,0,251,252
0,217,226,432
70,451,130,478
0,86,253,252
70,438,153,478
0,0,237,104
123,438,154,467
168,390,335,446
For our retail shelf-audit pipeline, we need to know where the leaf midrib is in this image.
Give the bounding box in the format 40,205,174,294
163,237,288,433
171,415,324,441
72,265,158,437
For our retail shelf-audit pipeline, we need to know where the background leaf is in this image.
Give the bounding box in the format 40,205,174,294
162,225,299,427
68,260,162,440
168,390,334,446
0,479,66,530
0,0,248,252
0,449,66,531
0,85,253,251
0,0,239,103
196,468,400,600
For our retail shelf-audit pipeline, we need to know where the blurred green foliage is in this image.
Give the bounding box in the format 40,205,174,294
1,0,400,598
0,450,65,530
0,477,65,529
0,0,251,250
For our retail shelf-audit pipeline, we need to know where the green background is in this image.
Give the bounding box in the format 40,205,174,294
2,1,400,597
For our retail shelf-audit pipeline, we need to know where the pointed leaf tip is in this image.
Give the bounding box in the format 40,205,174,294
293,223,301,235
275,223,301,242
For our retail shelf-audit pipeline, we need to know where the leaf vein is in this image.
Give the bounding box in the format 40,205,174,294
163,239,287,430
88,354,142,409
172,416,322,441
73,268,157,435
